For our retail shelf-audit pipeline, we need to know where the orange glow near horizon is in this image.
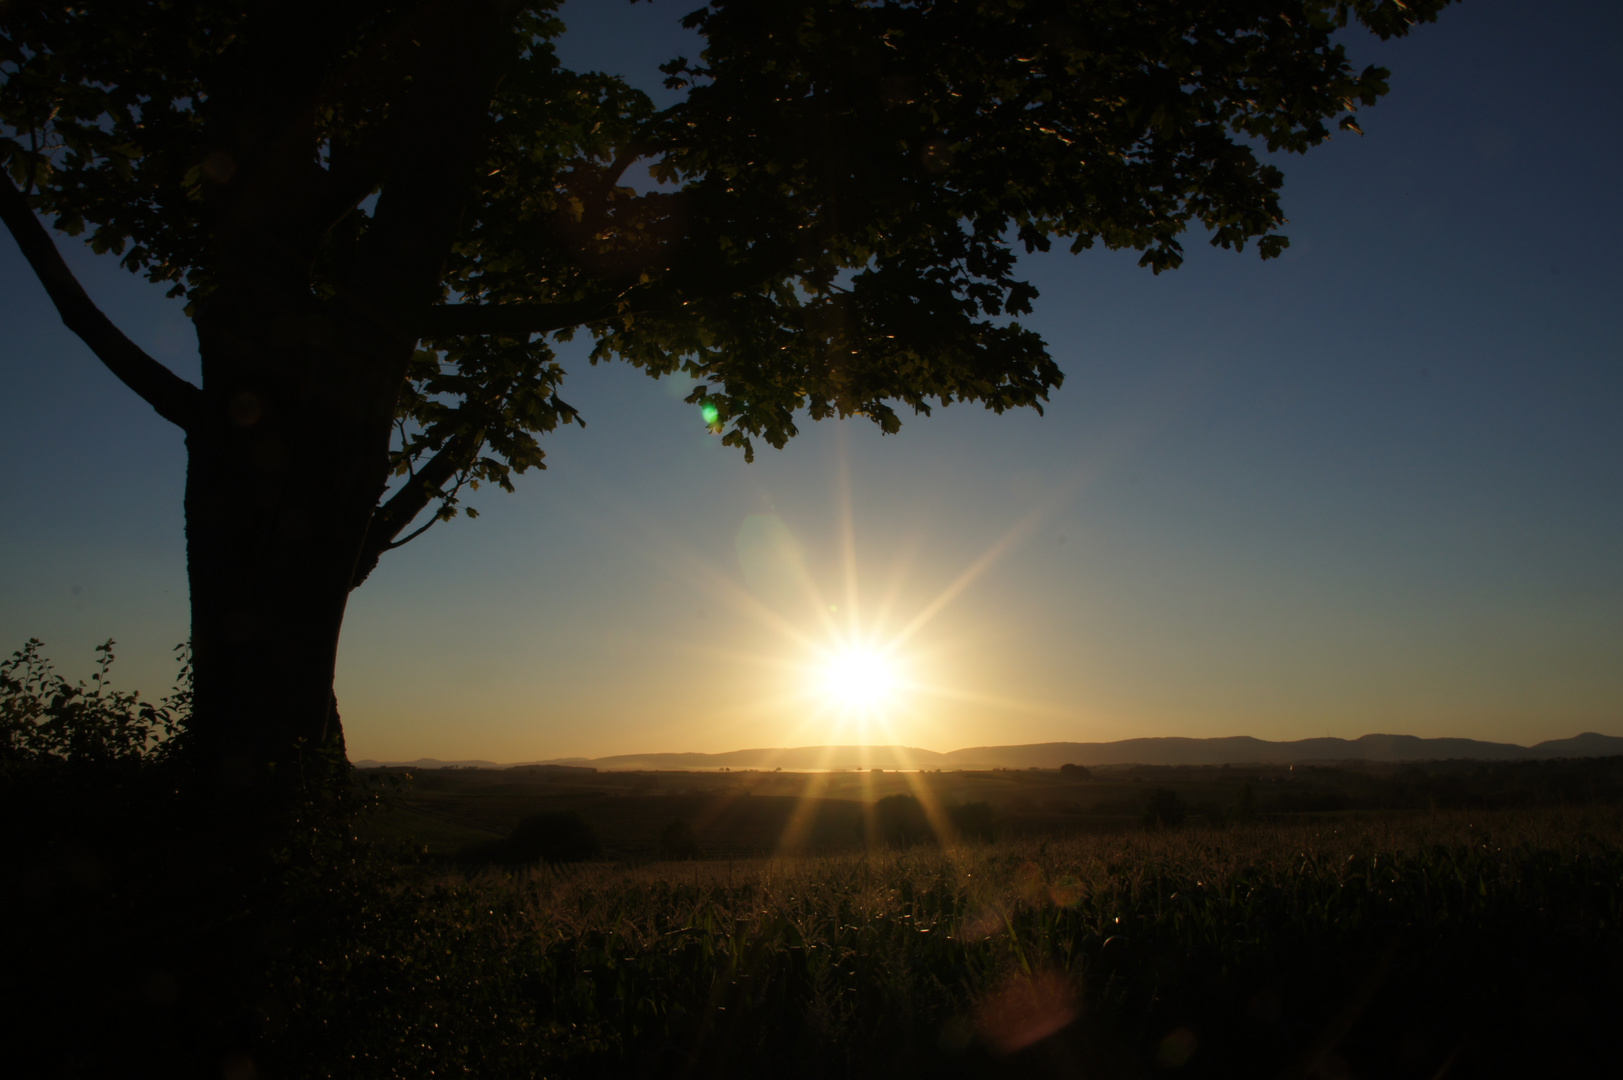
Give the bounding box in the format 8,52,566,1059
465,420,1101,762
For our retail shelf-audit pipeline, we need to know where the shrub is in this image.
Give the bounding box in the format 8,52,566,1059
1,638,189,772
949,800,996,841
1143,787,1189,828
659,818,701,860
873,793,932,847
459,810,601,865
1230,780,1258,824
1059,763,1091,780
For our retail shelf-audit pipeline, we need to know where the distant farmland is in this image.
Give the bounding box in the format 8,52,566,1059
357,755,1623,858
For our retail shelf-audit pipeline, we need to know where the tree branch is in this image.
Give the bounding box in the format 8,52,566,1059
417,264,765,338
303,143,389,239
351,429,482,589
0,174,203,431
342,1,512,351
418,294,631,337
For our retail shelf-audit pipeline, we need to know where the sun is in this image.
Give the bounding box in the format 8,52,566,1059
816,644,900,711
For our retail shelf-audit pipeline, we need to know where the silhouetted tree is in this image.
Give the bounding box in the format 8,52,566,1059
1143,788,1189,829
460,809,599,865
949,800,996,842
1231,780,1258,824
874,793,932,847
1059,763,1091,781
0,0,1455,792
659,818,701,860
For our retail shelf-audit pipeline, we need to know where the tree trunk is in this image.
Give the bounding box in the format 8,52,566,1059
184,285,398,794
179,2,507,793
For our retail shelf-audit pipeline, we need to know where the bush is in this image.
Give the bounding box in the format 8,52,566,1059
1143,787,1189,828
873,794,932,847
1230,780,1258,824
460,810,601,865
659,818,701,860
1,638,189,773
1059,762,1091,780
949,800,996,841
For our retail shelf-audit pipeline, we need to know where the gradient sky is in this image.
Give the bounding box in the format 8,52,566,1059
2,0,1620,762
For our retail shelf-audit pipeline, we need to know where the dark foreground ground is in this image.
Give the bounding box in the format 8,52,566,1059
5,767,1622,1079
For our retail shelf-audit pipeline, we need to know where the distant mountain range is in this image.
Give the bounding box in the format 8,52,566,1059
353,732,1623,771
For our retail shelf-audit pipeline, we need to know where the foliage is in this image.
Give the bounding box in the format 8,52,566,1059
1142,787,1189,828
1231,779,1258,824
0,0,1457,524
458,808,603,865
0,0,1460,773
872,794,999,846
875,792,933,846
0,637,189,773
509,809,602,863
660,818,702,860
949,800,997,842
1059,763,1091,780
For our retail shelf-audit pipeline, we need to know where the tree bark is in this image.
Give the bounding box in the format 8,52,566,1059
178,0,513,793
6,1,531,796
183,292,380,791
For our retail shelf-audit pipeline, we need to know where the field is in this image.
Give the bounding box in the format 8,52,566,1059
355,756,1623,857
323,769,1622,1079
8,765,1623,1078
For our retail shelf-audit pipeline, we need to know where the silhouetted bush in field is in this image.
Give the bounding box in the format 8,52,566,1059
871,796,997,846
460,810,601,865
659,818,701,859
1,638,188,773
949,800,996,841
1230,780,1258,824
874,793,932,846
1059,762,1091,780
1143,787,1189,828
510,810,600,863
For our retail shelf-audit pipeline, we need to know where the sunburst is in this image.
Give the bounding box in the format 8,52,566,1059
814,641,901,711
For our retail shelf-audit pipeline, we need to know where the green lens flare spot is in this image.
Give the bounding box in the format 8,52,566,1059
701,403,720,427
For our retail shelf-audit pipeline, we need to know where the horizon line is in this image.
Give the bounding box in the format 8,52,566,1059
352,730,1623,769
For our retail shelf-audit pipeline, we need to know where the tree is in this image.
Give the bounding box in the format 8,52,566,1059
1143,786,1189,828
1231,778,1258,823
659,817,702,859
0,0,1453,792
873,792,931,846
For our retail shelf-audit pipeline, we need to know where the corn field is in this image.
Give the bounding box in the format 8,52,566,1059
253,808,1623,1078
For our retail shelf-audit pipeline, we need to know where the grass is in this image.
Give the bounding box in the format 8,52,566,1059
265,807,1623,1078
355,756,1623,857
12,643,1618,1075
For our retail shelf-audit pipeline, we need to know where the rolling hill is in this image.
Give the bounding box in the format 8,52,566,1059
353,732,1623,771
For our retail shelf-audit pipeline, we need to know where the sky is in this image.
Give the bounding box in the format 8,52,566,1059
2,0,1620,762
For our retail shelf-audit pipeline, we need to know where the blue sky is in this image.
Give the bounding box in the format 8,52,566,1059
2,0,1619,761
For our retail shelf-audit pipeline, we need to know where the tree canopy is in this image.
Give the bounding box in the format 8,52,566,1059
0,0,1454,780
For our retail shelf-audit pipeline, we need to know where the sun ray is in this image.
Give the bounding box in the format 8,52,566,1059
536,401,1193,767
532,353,1226,762
900,766,962,848
903,680,1080,721
834,427,863,633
